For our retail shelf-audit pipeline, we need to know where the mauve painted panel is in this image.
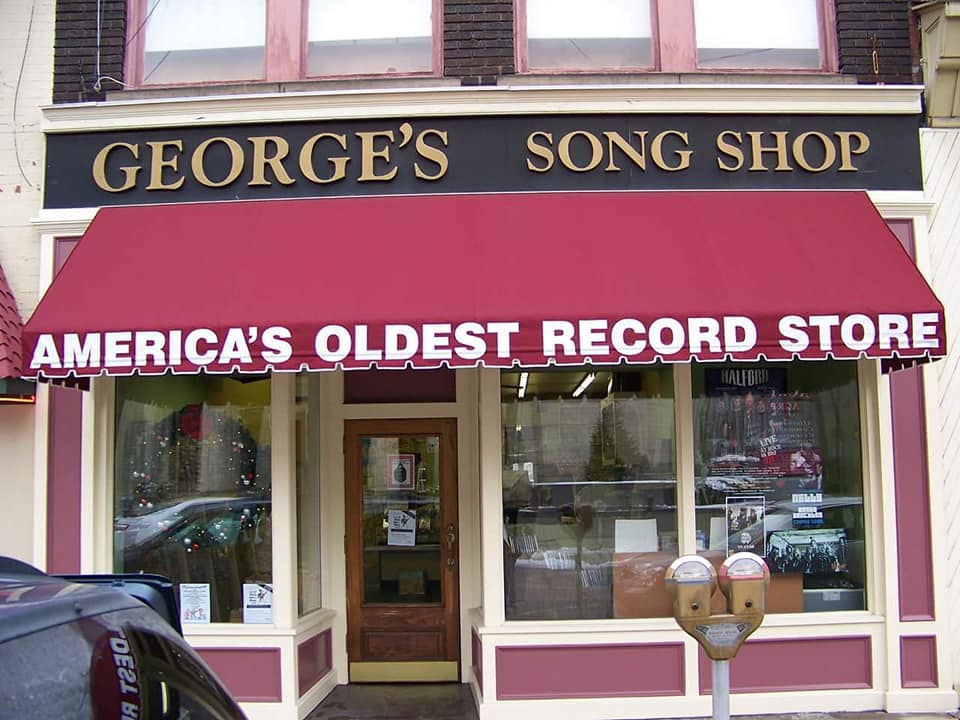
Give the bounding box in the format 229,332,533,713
885,219,935,621
46,239,83,574
699,637,872,693
472,629,483,695
343,368,456,403
901,636,938,688
199,647,283,702
890,366,935,621
46,385,83,573
496,643,684,700
298,630,333,698
886,219,915,257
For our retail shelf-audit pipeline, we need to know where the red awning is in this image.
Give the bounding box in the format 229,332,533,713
21,191,946,379
0,263,24,378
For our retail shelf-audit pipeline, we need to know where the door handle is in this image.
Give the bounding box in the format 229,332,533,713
445,524,457,567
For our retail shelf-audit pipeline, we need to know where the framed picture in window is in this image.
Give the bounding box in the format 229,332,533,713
387,454,415,490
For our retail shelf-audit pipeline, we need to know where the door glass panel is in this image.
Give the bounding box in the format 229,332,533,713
361,434,442,604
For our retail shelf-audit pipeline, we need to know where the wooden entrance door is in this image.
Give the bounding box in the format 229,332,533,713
344,418,460,682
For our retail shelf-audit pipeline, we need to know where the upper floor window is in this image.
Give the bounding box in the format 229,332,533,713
127,0,438,87
519,0,834,73
307,0,434,77
140,0,267,85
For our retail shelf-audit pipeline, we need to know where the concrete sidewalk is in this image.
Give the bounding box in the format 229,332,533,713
304,683,957,720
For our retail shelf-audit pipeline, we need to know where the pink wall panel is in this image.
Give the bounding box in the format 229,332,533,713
46,238,83,574
496,643,684,700
199,648,283,702
900,636,938,688
298,630,333,698
46,385,83,573
699,637,872,693
885,218,936,621
472,629,483,696
890,367,935,620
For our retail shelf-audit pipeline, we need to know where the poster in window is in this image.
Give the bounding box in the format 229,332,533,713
701,367,822,500
242,583,273,624
725,495,766,556
387,454,415,490
767,528,848,574
180,583,211,624
387,509,417,547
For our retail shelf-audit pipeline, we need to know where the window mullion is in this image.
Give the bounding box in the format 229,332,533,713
266,0,303,81
655,0,696,73
673,362,697,555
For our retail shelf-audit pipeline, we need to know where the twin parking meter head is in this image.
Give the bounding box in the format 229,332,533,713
666,552,770,661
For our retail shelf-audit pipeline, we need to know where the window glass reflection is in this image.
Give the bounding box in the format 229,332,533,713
114,375,272,624
693,361,866,612
501,366,676,620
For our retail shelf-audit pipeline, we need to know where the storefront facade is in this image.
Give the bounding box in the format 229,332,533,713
24,83,954,720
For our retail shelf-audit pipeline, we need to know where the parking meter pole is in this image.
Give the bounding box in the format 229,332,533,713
711,659,730,720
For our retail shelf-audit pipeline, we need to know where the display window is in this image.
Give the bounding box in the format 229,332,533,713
113,374,272,624
500,366,677,620
693,360,865,613
501,359,866,621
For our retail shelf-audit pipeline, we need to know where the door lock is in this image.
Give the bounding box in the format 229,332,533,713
445,524,457,567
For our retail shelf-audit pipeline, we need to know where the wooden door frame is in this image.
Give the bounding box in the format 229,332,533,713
344,418,460,677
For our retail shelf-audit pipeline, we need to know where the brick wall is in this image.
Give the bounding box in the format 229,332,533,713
443,0,515,86
53,0,126,104
836,0,920,84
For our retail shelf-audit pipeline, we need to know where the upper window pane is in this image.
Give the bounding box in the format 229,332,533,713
694,0,821,69
307,0,434,77
526,0,653,70
142,0,266,85
501,366,676,621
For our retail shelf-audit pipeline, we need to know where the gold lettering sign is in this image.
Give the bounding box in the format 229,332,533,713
84,122,875,196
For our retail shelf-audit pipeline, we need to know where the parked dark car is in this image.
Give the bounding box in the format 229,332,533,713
0,557,247,719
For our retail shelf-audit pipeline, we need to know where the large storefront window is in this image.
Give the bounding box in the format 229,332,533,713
501,360,867,621
114,375,272,624
501,367,676,620
693,361,865,613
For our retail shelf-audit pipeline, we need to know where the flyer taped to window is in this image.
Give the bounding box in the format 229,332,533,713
387,509,417,546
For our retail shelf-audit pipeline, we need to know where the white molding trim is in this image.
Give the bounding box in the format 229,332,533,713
41,84,923,133
869,190,936,219
31,208,97,235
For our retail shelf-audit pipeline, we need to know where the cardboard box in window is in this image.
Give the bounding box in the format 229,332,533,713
612,552,676,618
509,555,612,620
612,551,803,618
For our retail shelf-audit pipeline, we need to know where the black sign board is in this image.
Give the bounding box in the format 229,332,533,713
43,112,922,209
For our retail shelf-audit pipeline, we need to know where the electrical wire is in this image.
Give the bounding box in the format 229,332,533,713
12,0,36,189
93,0,129,92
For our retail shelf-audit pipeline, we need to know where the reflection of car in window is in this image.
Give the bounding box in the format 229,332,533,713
0,557,247,719
115,496,272,623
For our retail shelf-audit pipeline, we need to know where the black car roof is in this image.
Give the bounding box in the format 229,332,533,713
0,572,145,644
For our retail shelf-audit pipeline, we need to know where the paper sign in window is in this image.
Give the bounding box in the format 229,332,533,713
614,518,658,552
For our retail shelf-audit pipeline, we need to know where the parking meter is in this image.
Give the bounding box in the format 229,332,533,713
664,555,716,627
666,552,770,720
719,551,771,621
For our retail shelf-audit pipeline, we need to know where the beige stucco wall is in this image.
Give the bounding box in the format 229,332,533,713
0,0,54,562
